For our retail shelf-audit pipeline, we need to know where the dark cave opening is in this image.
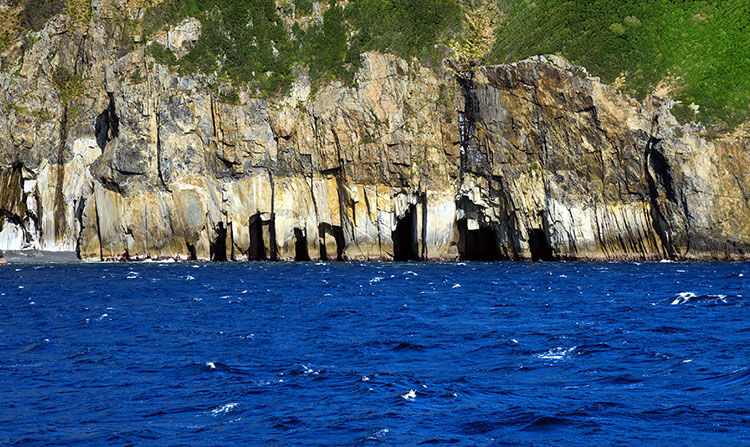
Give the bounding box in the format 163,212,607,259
294,228,311,261
186,242,197,261
393,206,419,261
457,220,501,261
94,93,120,150
528,228,553,262
319,223,345,261
249,213,266,260
210,222,228,262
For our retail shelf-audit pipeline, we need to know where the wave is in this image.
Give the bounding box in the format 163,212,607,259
670,292,741,306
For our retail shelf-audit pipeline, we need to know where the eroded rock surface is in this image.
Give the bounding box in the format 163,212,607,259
0,16,748,261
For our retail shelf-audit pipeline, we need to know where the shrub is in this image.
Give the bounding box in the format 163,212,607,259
609,23,625,36
19,0,65,31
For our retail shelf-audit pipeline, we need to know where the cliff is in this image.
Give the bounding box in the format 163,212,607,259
0,7,748,262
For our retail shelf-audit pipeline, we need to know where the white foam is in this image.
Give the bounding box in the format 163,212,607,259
186,275,195,281
302,365,320,375
211,402,238,416
361,376,370,381
671,292,696,305
452,283,461,288
660,259,675,263
369,277,383,284
537,346,577,361
401,389,417,401
511,338,519,344
368,428,389,440
206,361,216,369
18,285,23,289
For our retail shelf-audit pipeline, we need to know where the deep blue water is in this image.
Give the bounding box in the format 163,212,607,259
1,261,749,446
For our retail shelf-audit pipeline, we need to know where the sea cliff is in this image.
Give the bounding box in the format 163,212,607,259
1,5,748,261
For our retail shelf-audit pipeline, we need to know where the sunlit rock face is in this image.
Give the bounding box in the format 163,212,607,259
0,13,747,261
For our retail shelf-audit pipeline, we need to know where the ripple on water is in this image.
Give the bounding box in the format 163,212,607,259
0,261,748,445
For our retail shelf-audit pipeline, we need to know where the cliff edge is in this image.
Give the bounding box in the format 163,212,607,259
0,6,748,261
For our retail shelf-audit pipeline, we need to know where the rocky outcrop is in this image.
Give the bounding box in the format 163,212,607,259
0,249,6,265
0,13,748,261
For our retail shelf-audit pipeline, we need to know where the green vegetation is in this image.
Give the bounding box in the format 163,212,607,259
19,0,66,31
51,66,83,105
293,0,313,16
346,0,461,65
489,0,750,131
10,0,745,130
139,0,461,94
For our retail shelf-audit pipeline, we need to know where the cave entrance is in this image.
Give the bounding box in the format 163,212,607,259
458,220,501,261
393,206,419,261
319,223,345,261
186,242,197,261
294,228,311,261
249,213,266,260
528,228,553,261
210,222,228,262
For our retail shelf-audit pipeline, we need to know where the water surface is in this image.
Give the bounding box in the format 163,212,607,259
1,262,748,445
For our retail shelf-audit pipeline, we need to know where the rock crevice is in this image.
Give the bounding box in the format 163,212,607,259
1,21,748,261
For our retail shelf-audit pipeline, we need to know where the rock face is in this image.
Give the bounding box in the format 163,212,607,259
0,14,748,261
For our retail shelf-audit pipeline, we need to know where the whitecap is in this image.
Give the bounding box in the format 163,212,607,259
536,346,577,361
18,285,24,289
302,365,320,375
510,338,519,344
185,275,195,281
452,283,461,289
401,389,417,401
671,292,696,305
367,428,389,440
369,276,383,284
206,361,216,369
361,376,370,382
405,271,418,276
211,402,238,416
659,259,675,263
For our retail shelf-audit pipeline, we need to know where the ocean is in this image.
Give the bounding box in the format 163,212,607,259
1,261,748,445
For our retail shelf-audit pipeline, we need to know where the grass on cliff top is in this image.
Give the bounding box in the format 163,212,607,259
488,0,750,132
140,0,461,93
